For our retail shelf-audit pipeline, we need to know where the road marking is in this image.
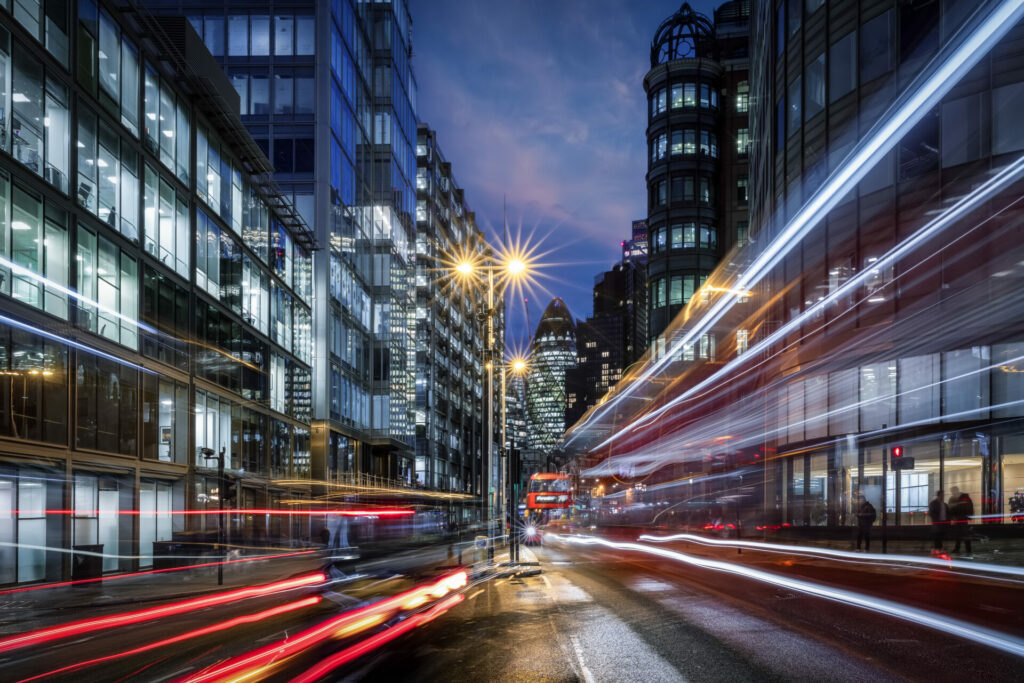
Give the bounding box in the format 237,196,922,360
556,534,1024,659
630,577,675,592
568,634,597,683
542,573,592,603
467,589,484,601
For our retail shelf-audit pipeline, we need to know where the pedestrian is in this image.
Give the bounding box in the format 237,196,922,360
951,492,975,556
855,495,877,552
319,525,331,546
929,489,948,553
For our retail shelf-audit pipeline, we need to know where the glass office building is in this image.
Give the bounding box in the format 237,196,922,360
564,0,1024,541
142,0,420,485
0,3,314,583
526,298,577,474
415,124,499,497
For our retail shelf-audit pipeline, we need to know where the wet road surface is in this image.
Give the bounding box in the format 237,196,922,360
346,538,1023,682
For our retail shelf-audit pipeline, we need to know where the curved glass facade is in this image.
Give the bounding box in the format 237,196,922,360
526,298,577,469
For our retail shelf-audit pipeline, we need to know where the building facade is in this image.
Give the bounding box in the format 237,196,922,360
622,218,649,366
742,0,1024,529
566,0,1024,540
139,0,421,486
644,1,750,345
526,298,576,474
414,124,498,496
566,261,646,428
0,2,315,584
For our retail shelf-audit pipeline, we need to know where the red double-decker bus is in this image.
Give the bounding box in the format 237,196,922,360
526,473,572,510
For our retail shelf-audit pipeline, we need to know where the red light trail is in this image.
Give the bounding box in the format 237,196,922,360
0,550,319,597
16,596,322,682
0,573,326,654
9,508,416,516
289,593,465,683
181,570,468,683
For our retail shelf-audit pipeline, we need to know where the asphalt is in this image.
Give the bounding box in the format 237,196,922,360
2,535,1022,681
344,538,1024,682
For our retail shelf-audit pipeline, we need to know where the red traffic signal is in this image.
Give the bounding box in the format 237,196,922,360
891,446,903,458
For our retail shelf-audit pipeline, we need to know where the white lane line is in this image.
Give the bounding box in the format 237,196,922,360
541,574,595,682
630,577,675,593
543,566,683,681
554,534,1024,658
467,589,484,600
568,634,597,683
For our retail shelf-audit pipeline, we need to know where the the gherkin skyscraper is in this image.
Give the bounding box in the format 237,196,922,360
526,298,577,473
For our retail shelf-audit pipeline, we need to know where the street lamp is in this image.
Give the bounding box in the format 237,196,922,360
504,354,529,564
200,446,227,585
449,250,533,559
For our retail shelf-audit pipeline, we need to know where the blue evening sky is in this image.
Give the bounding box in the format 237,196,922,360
410,0,717,348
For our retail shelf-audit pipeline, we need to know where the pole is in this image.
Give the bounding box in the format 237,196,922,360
217,446,225,585
894,452,901,529
881,425,888,554
486,268,495,561
513,435,520,563
501,364,507,542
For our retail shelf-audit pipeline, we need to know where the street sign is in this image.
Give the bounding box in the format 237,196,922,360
892,456,915,470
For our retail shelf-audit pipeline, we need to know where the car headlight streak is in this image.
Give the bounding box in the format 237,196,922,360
554,534,1024,658
573,0,1024,452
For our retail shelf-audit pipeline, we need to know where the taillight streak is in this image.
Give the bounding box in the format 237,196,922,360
180,570,469,683
0,573,326,653
15,596,322,682
288,593,465,683
0,550,319,597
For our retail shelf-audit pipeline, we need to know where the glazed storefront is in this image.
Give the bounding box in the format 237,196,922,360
769,344,1024,528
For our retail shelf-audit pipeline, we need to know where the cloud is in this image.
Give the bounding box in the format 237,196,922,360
409,0,709,328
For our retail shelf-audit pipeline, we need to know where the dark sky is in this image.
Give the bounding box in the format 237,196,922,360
410,0,717,349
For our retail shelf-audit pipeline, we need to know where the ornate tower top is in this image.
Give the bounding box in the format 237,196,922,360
650,3,714,66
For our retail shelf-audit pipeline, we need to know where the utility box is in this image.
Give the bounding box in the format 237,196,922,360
72,544,104,581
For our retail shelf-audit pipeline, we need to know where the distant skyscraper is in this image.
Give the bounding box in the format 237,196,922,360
644,1,750,345
525,298,576,473
622,219,649,264
566,257,647,427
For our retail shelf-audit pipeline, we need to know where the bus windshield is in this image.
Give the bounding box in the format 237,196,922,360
529,477,570,493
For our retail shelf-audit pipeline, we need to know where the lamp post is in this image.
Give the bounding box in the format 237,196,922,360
453,253,529,559
201,446,227,585
507,357,528,563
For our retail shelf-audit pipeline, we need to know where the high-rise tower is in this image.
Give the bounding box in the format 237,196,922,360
525,298,576,473
644,2,749,347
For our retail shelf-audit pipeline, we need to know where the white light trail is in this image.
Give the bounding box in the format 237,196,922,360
551,534,1024,657
637,533,1024,581
0,255,157,335
617,155,1024,445
0,312,150,372
570,0,1024,450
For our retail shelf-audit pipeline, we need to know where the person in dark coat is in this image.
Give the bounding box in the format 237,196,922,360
855,496,877,552
929,490,948,552
951,492,975,555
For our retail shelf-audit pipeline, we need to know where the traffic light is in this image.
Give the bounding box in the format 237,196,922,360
222,477,238,503
890,446,914,470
